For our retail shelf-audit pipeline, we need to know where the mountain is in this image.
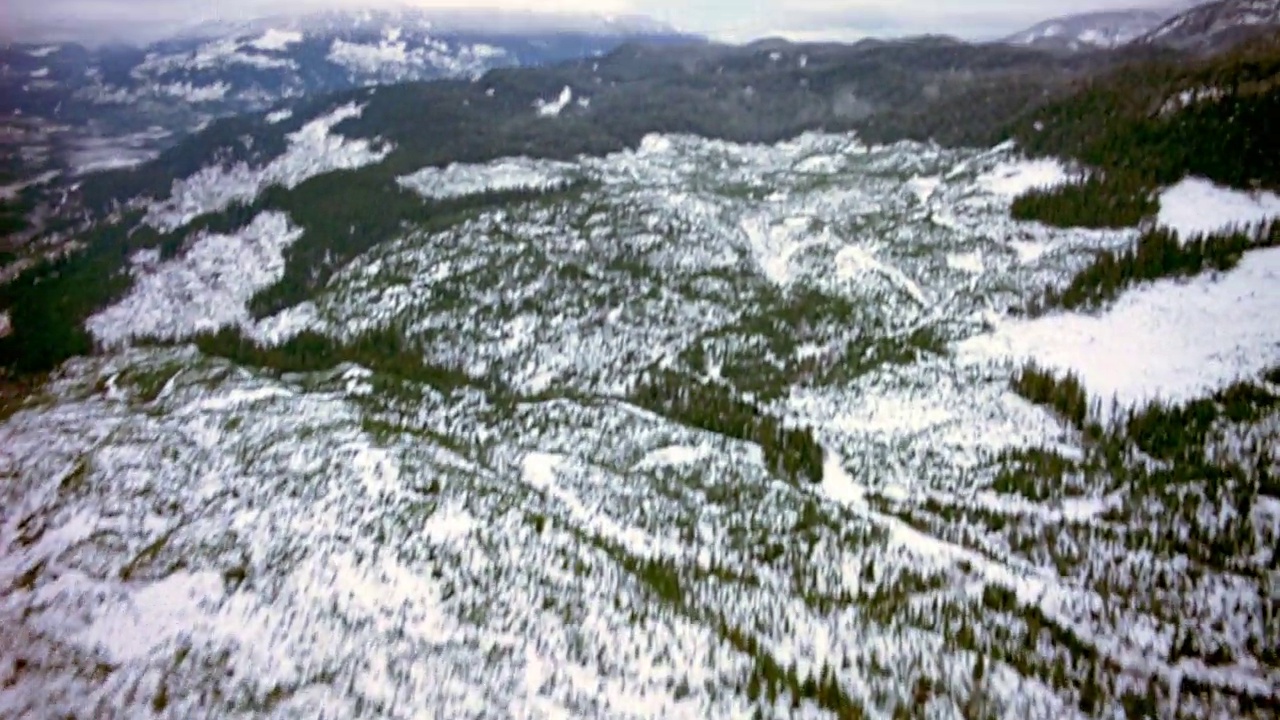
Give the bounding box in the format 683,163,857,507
0,8,700,178
68,37,1174,220
3,11,1280,720
1142,0,1280,49
1002,8,1181,51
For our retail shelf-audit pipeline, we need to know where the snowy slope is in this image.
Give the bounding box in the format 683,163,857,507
0,8,700,177
1003,8,1179,51
1142,0,1280,48
4,132,1279,718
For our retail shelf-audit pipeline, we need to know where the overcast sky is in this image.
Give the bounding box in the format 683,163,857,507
5,0,1185,45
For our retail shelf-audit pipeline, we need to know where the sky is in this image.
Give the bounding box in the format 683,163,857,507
5,0,1187,45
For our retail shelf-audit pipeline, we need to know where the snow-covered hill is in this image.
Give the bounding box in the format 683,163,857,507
0,7,699,177
1142,0,1280,48
3,101,1280,717
1003,8,1179,51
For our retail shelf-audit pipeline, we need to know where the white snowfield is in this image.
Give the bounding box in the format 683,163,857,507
249,28,305,52
398,157,577,200
3,134,1279,718
144,102,391,231
327,31,507,79
1157,177,1280,239
959,246,1280,416
87,212,304,348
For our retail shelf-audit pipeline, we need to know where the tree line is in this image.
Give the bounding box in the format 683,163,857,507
1024,218,1279,316
630,370,825,485
190,325,479,395
1009,36,1280,228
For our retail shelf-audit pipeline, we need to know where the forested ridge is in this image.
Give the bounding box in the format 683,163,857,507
1007,33,1280,228
1024,218,1280,315
631,370,825,486
189,325,485,395
0,177,580,376
4,28,1279,382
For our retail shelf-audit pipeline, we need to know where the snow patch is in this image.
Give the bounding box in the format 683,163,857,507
145,102,390,231
249,29,304,52
946,251,985,274
977,158,1070,198
265,109,293,124
834,245,929,304
326,34,505,79
905,175,941,204
535,86,574,117
635,445,709,470
522,452,566,491
87,212,304,347
958,247,1280,414
1157,177,1280,239
157,81,230,103
75,570,226,663
398,158,575,200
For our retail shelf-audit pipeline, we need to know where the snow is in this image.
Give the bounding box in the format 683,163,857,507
328,37,416,73
132,38,298,77
958,247,1280,414
741,216,826,285
87,212,304,347
265,108,293,124
821,451,865,505
834,245,929,304
634,444,709,470
905,175,941,204
75,570,226,663
7,130,1279,718
248,29,304,52
398,158,575,200
1157,177,1280,239
326,33,505,79
977,158,1070,197
26,45,61,58
1008,239,1054,265
946,251,985,274
247,301,320,345
535,86,574,117
157,81,230,103
521,452,565,492
145,102,390,231
30,67,49,79
0,169,60,201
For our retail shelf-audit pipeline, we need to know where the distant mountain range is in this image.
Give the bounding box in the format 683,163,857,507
1003,0,1279,52
0,8,700,176
1143,0,1280,48
1002,8,1183,51
4,0,1279,193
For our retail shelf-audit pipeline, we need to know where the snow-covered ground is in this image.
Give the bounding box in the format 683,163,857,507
143,102,391,230
1157,176,1280,238
535,86,575,117
4,133,1278,719
398,157,577,200
327,31,507,80
957,246,1280,414
87,211,304,347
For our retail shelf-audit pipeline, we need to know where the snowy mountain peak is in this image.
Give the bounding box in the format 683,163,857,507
1142,0,1280,48
1002,7,1180,51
